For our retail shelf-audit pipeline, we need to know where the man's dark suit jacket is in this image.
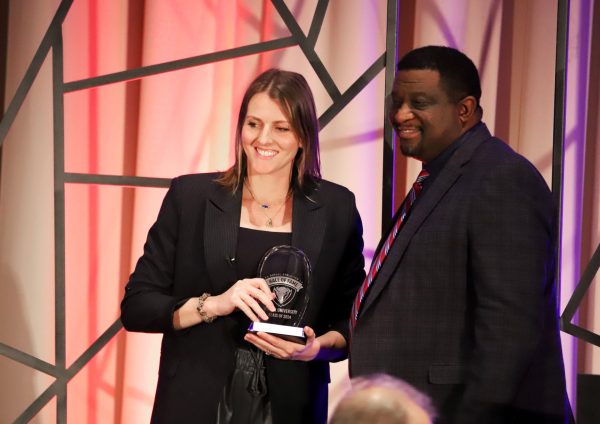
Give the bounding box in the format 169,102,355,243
349,124,570,423
120,173,365,424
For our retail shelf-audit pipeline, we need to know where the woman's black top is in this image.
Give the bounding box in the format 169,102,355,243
235,227,292,279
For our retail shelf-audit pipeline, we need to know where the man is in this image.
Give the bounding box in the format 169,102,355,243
330,373,435,424
349,46,571,423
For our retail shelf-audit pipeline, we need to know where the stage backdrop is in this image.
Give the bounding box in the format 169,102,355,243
1,0,599,423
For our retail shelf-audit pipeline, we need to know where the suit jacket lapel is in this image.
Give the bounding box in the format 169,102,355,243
292,188,326,273
360,124,493,315
204,184,241,294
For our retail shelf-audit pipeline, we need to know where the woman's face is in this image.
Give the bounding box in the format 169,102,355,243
242,92,302,180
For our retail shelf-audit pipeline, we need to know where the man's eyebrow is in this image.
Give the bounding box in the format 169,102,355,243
391,91,432,98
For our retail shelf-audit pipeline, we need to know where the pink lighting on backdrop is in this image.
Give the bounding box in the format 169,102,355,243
11,1,592,422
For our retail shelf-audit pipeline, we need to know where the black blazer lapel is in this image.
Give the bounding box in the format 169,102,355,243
204,184,241,294
359,124,493,316
292,189,326,273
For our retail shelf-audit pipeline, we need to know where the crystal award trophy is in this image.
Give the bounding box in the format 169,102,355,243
247,245,311,343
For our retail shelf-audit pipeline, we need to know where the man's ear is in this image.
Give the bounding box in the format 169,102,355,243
457,96,477,124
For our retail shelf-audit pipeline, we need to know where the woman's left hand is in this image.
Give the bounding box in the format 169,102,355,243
244,326,320,361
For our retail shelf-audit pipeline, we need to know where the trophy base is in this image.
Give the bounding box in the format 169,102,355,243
248,322,306,344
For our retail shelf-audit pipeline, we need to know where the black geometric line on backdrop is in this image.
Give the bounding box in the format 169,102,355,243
0,0,397,422
12,320,123,423
319,53,386,129
62,37,297,93
65,173,171,188
52,20,67,424
0,342,58,377
0,0,73,146
552,0,570,301
382,0,400,230
307,0,329,48
271,0,341,99
561,243,600,347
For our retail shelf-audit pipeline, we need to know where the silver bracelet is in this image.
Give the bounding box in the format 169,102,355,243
196,293,216,323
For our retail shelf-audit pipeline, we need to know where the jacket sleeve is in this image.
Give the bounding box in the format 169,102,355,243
323,191,366,345
456,158,558,421
120,177,188,334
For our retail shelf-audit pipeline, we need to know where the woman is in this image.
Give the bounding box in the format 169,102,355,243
120,69,365,423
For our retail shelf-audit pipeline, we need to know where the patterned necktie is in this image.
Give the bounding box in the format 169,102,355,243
349,169,430,335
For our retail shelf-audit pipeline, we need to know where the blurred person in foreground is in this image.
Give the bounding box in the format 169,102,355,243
329,373,435,424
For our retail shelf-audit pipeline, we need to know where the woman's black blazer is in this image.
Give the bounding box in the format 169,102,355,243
121,173,365,423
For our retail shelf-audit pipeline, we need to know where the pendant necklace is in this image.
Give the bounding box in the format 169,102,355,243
246,180,289,227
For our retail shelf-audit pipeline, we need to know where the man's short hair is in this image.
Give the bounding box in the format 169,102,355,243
329,373,436,424
397,45,481,108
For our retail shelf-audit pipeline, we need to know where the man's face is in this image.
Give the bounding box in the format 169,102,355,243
390,69,463,163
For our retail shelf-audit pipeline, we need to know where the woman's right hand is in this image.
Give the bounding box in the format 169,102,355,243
205,278,276,322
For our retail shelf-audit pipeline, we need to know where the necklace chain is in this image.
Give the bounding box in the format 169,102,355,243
245,180,290,227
